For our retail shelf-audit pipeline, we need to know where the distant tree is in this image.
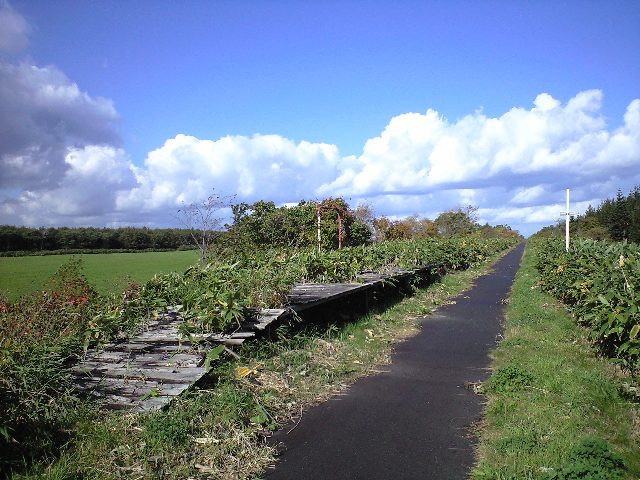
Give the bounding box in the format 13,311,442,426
177,192,232,266
434,205,479,237
353,202,376,238
372,216,392,242
575,215,609,241
544,185,640,243
370,215,438,241
610,190,631,241
626,185,640,243
224,197,371,251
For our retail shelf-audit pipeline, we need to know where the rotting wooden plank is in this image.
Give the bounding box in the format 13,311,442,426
100,393,176,412
213,338,246,346
137,396,176,412
74,366,206,384
76,378,191,402
73,361,205,376
76,378,168,398
70,263,444,412
287,282,373,311
71,311,209,412
208,308,289,346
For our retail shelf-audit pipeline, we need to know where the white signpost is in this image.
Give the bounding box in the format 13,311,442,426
560,189,574,252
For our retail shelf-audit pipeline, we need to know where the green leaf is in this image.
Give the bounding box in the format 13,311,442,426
141,388,160,401
204,345,225,370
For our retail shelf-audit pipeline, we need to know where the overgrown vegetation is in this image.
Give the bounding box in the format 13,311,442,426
535,237,640,371
99,235,518,337
472,241,639,480
224,198,372,250
1,244,507,479
1,193,520,476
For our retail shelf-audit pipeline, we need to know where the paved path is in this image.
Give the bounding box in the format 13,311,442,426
266,243,525,480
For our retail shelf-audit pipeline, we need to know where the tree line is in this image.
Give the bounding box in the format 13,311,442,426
0,226,195,253
574,186,640,242
215,199,519,256
1,196,520,255
538,186,640,243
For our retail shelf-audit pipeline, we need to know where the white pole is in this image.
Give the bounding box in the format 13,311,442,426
316,205,321,252
565,189,570,252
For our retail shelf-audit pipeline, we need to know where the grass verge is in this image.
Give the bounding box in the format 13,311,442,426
6,249,509,479
472,242,640,480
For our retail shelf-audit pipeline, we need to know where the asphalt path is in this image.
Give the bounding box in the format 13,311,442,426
266,243,525,480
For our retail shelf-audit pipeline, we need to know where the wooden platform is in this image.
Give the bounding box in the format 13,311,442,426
71,308,288,411
71,263,442,412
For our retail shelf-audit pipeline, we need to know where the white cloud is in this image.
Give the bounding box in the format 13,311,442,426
479,199,596,225
510,185,546,205
321,90,639,198
1,146,136,226
0,2,30,52
0,61,120,190
116,133,341,213
2,83,639,236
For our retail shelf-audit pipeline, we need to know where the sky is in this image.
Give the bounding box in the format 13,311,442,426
0,0,639,236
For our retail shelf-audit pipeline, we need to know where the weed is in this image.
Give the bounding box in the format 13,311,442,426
545,437,626,480
487,365,534,393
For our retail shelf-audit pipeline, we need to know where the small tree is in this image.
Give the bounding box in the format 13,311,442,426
177,192,232,266
434,205,479,237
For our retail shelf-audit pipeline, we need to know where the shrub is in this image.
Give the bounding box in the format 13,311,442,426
534,238,640,370
546,437,626,480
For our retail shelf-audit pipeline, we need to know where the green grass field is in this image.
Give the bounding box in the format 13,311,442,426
0,250,200,301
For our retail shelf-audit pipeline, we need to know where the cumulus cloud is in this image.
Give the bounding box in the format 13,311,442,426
321,90,639,197
116,133,342,214
2,84,640,235
478,200,596,225
510,186,546,205
1,146,137,226
310,90,639,233
0,62,120,190
0,2,30,52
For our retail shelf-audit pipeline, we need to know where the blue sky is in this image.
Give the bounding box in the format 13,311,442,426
1,0,639,235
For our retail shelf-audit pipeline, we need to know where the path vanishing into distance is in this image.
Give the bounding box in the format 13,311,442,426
266,243,525,480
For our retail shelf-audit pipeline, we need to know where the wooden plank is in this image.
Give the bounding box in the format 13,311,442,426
137,396,175,412
70,262,445,412
211,337,246,346
75,376,191,400
73,364,205,383
287,282,373,311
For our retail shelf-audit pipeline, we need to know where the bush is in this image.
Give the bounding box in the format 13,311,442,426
546,437,626,480
534,238,640,370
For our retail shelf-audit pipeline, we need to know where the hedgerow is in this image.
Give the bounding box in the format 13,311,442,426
534,237,640,371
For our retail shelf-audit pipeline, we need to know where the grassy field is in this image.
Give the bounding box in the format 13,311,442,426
0,250,199,300
472,242,639,479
